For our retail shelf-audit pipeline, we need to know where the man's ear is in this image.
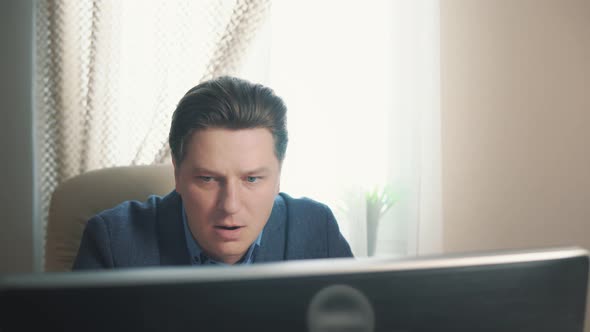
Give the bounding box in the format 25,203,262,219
276,163,282,195
172,158,180,193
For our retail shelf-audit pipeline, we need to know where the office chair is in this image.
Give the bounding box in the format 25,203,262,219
44,164,175,271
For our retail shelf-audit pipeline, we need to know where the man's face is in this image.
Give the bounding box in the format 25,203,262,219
173,128,281,264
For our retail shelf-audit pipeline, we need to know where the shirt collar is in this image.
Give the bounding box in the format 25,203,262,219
181,202,263,265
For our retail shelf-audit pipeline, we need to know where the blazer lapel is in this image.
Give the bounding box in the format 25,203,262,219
156,191,192,266
255,194,287,263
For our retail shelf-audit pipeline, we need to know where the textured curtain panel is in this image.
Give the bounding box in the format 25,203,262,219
255,0,442,257
35,0,270,267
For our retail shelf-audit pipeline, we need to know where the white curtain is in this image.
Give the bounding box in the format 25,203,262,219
36,0,271,264
37,0,441,260
241,0,442,257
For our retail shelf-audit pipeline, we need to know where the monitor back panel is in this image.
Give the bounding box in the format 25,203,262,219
1,254,588,332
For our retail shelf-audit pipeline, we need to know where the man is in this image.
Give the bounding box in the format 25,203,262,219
73,76,353,269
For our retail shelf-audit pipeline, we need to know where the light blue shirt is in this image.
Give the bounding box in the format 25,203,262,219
182,203,262,265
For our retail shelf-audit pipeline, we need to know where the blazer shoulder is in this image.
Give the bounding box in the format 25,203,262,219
278,192,332,219
96,194,159,224
279,192,353,259
75,190,180,268
95,191,178,227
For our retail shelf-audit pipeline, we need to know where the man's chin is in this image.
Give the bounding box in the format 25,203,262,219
211,245,250,264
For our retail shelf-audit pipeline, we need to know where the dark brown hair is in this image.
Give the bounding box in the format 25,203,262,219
169,76,288,165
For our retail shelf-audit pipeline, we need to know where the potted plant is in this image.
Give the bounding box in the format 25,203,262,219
365,185,398,256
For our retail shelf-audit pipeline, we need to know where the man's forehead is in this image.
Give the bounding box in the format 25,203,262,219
186,128,277,157
188,128,273,148
188,165,273,175
181,129,279,173
191,126,274,139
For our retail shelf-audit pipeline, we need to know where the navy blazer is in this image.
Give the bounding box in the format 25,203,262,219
73,191,353,269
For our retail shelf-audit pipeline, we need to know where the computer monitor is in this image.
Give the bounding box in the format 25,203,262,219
1,247,588,332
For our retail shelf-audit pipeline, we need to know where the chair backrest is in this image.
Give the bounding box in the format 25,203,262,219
45,164,175,272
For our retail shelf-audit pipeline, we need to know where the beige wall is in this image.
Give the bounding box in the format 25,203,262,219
442,0,590,252
441,1,590,329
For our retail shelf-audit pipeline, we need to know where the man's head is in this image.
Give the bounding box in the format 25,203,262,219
169,76,288,166
169,76,288,264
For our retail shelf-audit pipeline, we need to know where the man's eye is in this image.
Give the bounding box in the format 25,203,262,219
197,176,214,183
246,176,259,183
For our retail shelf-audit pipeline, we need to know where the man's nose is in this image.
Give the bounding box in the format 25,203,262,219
219,180,241,215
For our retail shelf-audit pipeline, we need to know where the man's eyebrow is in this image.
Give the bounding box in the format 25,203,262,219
191,167,222,176
244,167,270,175
190,167,270,175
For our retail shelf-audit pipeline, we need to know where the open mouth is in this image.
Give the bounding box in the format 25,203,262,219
213,225,244,240
215,226,242,231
